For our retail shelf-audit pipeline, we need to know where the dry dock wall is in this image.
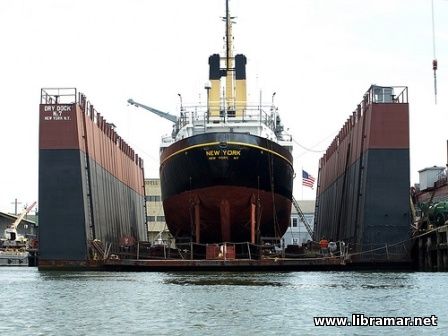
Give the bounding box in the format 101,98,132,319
314,86,411,262
38,89,147,264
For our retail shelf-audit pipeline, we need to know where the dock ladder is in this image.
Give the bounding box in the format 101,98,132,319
292,196,314,238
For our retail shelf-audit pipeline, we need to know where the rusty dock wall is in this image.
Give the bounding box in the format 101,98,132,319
38,88,147,267
314,85,411,263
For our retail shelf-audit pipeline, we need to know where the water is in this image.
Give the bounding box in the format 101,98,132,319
0,268,447,335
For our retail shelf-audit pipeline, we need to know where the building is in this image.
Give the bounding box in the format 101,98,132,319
282,200,315,246
144,178,173,245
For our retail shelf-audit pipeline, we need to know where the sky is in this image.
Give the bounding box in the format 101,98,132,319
0,0,447,213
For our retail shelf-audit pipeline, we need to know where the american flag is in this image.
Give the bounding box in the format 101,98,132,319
302,170,316,189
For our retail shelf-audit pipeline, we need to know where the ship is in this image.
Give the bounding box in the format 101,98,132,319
38,88,147,267
314,85,411,263
129,0,294,245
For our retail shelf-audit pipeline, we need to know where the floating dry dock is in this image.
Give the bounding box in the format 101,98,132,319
38,88,147,268
314,85,411,265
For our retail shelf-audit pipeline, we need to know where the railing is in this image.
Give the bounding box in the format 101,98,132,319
175,241,283,260
40,88,77,104
345,240,412,262
367,85,408,104
174,102,279,134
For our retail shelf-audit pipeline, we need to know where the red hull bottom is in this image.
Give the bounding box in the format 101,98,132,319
163,185,292,244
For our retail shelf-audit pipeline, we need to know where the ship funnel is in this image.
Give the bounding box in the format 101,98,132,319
235,54,247,117
208,54,221,118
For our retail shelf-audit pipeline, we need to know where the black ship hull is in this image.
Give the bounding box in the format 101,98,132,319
160,132,294,244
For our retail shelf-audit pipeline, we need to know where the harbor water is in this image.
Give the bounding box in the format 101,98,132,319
0,268,447,335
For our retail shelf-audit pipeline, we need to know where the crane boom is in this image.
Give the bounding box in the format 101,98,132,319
128,99,177,123
11,201,36,230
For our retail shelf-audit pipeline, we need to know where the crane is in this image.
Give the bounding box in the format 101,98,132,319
127,99,178,123
2,201,36,248
431,0,439,104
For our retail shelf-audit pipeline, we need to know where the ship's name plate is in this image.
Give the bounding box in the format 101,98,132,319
205,149,240,160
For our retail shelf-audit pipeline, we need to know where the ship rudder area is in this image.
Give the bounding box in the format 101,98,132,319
163,185,291,244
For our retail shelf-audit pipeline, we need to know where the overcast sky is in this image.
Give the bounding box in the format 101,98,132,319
0,0,447,213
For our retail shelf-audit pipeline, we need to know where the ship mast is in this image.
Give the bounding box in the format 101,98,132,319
207,0,247,119
224,0,234,109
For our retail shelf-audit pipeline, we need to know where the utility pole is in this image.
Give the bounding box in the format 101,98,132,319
10,198,22,215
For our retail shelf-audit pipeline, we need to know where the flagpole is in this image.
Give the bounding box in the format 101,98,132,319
301,166,304,200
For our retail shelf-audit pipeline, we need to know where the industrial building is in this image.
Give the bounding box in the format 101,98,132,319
144,178,174,245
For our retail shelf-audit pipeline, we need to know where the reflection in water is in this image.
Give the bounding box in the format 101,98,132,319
286,272,417,291
38,271,134,282
359,283,414,289
164,272,287,286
